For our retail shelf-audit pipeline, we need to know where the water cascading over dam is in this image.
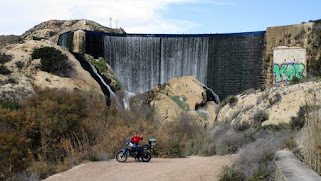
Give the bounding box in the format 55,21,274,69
58,30,265,99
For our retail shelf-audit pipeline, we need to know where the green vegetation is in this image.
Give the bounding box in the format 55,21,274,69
0,35,22,47
196,110,207,120
170,95,190,111
0,101,21,110
227,96,238,106
31,47,74,77
253,110,269,124
0,64,11,75
0,53,12,64
290,105,306,130
265,54,271,63
218,165,245,181
88,57,107,73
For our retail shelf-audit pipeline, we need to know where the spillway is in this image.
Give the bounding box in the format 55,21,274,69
59,31,265,99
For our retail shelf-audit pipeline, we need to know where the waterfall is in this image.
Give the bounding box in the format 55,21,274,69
82,54,135,109
103,35,209,93
202,84,220,104
60,30,266,100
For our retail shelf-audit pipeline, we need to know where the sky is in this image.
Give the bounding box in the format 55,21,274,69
1,0,320,35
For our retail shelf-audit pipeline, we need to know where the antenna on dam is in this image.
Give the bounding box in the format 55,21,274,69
109,17,112,28
115,20,118,29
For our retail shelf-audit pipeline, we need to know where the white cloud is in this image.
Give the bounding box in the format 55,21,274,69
0,0,233,34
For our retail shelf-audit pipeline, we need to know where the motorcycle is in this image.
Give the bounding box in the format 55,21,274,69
115,138,156,162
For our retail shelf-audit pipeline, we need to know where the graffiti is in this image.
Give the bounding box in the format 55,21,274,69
273,63,305,83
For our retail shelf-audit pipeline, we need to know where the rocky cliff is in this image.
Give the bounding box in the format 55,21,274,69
22,19,125,43
0,19,124,102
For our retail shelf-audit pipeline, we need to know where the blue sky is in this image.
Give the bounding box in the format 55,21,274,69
0,0,320,35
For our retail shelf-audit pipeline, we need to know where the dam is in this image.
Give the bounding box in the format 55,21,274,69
58,30,265,99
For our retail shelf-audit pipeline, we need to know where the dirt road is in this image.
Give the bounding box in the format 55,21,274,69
45,155,234,181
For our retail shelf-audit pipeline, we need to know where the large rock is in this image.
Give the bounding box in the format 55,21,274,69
153,76,206,110
149,76,207,124
0,40,104,102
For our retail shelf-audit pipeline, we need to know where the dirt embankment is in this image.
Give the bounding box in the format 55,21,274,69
45,155,234,181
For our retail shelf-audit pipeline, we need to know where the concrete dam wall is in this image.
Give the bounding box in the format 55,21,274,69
58,30,265,99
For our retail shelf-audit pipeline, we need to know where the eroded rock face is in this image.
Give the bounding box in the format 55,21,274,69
152,76,206,110
215,81,321,127
22,19,125,43
0,40,104,102
148,76,208,124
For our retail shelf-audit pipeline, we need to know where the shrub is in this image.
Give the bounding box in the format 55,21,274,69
241,88,255,95
1,101,21,110
0,53,12,64
31,47,74,77
32,36,43,40
290,105,306,130
259,85,266,91
291,76,305,84
88,56,107,73
269,92,281,106
227,96,238,106
0,65,11,74
15,61,25,69
170,95,190,111
215,130,247,155
218,165,245,181
253,110,269,124
235,136,282,179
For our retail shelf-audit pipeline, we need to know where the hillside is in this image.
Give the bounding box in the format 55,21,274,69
21,19,125,43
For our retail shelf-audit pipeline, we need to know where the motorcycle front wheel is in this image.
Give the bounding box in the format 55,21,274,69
141,152,151,162
115,150,128,162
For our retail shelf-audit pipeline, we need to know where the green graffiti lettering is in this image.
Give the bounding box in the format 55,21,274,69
273,63,305,83
273,64,287,83
293,64,305,79
285,64,295,81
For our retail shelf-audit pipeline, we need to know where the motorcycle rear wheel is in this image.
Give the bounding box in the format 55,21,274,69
115,150,128,162
141,152,151,162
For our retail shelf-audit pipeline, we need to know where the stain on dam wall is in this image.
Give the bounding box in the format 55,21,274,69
59,31,265,99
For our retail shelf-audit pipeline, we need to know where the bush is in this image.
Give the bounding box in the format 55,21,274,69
227,96,238,105
253,110,269,124
15,61,25,69
0,65,11,74
290,105,306,130
1,101,21,110
218,165,245,181
170,95,190,111
235,136,282,179
215,130,247,155
259,85,266,91
31,47,74,77
269,92,281,106
0,53,12,64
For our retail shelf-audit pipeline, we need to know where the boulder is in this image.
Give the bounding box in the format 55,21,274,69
149,76,208,124
153,76,206,110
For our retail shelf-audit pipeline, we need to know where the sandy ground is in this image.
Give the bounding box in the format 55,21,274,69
44,155,234,181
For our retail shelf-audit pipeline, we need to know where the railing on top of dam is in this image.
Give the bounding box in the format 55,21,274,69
60,29,266,37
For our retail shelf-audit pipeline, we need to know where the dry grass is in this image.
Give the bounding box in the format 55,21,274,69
301,92,321,175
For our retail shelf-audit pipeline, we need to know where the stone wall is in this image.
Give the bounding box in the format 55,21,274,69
265,23,314,85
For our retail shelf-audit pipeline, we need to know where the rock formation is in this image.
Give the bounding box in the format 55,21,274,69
0,40,104,102
147,76,217,126
216,81,321,127
21,19,125,43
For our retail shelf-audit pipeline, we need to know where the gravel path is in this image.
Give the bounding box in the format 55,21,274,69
45,155,234,181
